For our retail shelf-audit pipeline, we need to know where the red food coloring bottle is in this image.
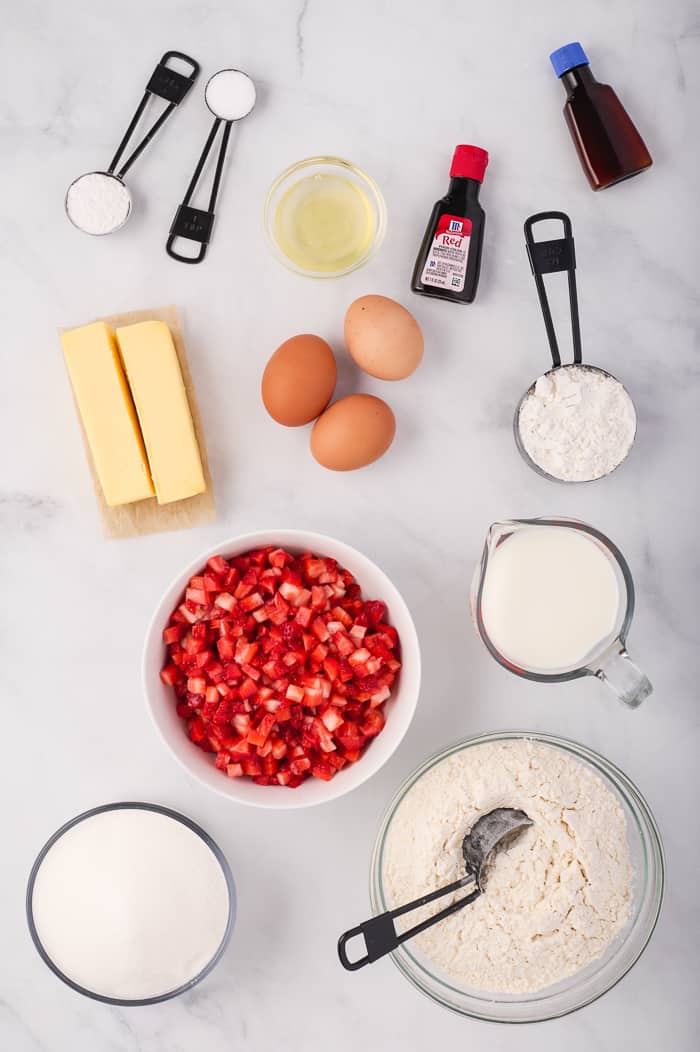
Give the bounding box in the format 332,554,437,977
550,42,652,191
411,144,488,305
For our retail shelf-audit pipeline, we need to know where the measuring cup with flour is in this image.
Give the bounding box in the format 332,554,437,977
65,52,199,235
514,212,637,483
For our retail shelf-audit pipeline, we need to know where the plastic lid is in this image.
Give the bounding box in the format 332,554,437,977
550,42,589,77
450,145,489,183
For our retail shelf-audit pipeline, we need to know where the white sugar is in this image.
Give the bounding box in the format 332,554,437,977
30,808,230,1001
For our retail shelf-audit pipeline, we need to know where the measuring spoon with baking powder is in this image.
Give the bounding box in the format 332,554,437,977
166,69,256,263
65,51,200,235
337,807,533,970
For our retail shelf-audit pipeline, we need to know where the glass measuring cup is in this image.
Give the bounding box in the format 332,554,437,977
470,517,652,707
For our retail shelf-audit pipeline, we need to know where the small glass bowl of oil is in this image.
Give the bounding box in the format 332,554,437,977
264,156,386,278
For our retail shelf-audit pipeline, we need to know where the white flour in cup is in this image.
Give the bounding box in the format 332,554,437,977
517,365,636,482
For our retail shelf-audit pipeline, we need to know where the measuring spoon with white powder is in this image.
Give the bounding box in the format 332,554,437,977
337,807,532,970
166,69,256,263
65,52,199,236
515,212,637,483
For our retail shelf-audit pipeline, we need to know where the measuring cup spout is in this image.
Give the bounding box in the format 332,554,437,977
593,642,652,708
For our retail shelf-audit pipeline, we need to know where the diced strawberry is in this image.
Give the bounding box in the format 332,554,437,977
268,548,290,568
186,676,207,695
186,587,208,606
276,768,292,786
333,631,355,657
311,761,333,781
285,684,305,703
217,637,236,660
160,664,181,686
295,605,313,628
241,756,263,777
320,705,344,732
215,592,236,612
226,763,244,778
361,709,385,737
290,756,311,776
234,635,258,660
207,555,229,576
312,618,330,642
247,712,276,747
163,624,184,645
178,603,199,625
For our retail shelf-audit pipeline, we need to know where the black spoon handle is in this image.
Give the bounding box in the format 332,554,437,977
337,874,480,971
166,118,234,264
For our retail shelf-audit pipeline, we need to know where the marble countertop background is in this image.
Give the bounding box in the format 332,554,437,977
1,0,698,1049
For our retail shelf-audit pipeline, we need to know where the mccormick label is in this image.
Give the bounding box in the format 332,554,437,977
420,214,472,291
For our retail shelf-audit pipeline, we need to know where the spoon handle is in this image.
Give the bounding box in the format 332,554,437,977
337,874,480,971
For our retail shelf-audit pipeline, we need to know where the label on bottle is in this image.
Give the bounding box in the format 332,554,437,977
420,214,472,291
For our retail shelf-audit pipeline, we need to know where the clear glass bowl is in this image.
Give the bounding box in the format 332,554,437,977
26,802,236,1006
263,156,386,278
370,730,664,1023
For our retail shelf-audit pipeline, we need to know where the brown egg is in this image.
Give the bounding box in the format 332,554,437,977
344,295,424,380
262,335,337,426
310,394,396,471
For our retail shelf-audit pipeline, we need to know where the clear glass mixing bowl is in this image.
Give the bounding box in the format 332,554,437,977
369,730,664,1023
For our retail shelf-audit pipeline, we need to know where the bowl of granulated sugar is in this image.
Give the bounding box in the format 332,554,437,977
26,802,235,1005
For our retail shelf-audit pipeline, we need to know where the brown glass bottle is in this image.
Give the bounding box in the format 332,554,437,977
550,43,652,191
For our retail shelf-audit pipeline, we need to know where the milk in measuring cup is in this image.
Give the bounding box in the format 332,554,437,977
480,524,623,673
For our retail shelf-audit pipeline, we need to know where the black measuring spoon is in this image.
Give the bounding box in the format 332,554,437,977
337,807,532,971
166,69,256,264
65,51,199,236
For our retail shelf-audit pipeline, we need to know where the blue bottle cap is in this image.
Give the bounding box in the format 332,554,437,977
550,42,589,77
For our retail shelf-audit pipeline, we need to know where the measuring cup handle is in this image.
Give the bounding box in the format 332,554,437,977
594,643,653,708
337,874,478,971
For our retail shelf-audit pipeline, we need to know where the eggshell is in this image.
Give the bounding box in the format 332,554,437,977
344,295,424,380
310,394,395,471
262,334,337,426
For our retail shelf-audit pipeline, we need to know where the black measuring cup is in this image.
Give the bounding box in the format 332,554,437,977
65,52,199,236
514,211,637,482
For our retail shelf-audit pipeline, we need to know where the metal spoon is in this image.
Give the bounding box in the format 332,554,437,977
337,807,533,971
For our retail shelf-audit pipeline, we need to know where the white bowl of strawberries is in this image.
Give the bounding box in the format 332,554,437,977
143,530,421,809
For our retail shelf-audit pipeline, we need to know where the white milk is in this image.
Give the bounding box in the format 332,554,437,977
480,525,623,672
30,808,231,1001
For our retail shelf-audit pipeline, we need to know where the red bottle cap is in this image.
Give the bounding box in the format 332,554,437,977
450,145,489,182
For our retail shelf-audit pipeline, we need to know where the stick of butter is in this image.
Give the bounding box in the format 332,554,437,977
116,320,206,505
61,322,155,506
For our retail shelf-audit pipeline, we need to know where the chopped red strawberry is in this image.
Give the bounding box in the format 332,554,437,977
160,546,401,788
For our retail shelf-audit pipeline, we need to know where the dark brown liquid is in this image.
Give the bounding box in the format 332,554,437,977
562,66,652,190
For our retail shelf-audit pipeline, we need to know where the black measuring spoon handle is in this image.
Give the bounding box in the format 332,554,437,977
166,119,233,265
524,211,582,369
337,874,481,971
109,51,200,180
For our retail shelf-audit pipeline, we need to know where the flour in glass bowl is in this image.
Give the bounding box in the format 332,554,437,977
517,365,637,482
382,740,633,994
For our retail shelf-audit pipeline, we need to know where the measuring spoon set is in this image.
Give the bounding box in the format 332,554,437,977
65,51,256,263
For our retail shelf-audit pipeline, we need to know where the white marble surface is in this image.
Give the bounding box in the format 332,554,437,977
2,0,698,1048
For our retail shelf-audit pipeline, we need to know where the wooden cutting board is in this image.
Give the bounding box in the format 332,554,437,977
61,305,216,539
